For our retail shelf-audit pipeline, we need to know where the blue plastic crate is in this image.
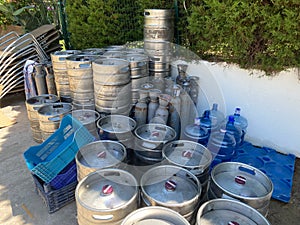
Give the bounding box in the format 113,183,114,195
24,115,94,183
32,174,77,214
231,142,296,203
50,160,77,190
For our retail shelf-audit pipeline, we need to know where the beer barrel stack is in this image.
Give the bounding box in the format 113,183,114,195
143,9,174,78
22,7,275,225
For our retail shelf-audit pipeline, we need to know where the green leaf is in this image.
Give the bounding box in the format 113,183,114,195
0,4,10,14
13,5,35,16
13,8,26,16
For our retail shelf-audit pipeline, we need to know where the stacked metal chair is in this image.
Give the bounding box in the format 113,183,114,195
0,25,61,99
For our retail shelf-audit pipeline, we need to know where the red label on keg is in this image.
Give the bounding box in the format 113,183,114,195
101,184,113,195
97,151,107,158
165,180,177,191
234,175,246,185
151,131,160,137
182,150,193,159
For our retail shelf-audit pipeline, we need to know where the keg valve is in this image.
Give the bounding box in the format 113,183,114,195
182,150,193,159
234,175,246,185
165,180,177,192
228,221,240,225
101,184,113,195
97,151,107,158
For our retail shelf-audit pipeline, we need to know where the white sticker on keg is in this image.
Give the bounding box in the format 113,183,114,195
142,142,156,149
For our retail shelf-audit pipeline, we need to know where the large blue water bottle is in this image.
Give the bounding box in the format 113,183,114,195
209,103,225,129
200,110,212,130
231,107,248,144
222,115,243,146
207,128,236,167
183,117,209,145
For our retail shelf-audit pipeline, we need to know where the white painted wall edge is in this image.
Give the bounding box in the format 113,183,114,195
171,60,300,157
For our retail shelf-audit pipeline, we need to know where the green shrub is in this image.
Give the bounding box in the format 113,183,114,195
66,0,144,49
62,0,300,73
186,0,300,73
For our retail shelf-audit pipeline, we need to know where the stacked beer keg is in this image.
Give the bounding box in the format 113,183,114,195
25,94,59,143
92,58,132,115
125,53,150,104
66,54,97,110
144,9,174,78
50,50,80,102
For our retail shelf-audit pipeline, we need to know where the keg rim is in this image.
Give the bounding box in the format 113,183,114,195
75,140,127,169
210,162,274,201
97,114,136,134
121,206,190,225
197,199,271,225
162,140,212,171
140,165,201,208
75,168,139,212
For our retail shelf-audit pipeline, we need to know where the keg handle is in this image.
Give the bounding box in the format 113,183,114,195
154,126,167,131
58,57,67,61
138,61,147,67
92,214,113,221
149,56,160,62
190,168,205,174
53,103,63,108
119,67,130,73
79,63,91,68
238,166,256,176
171,142,184,148
103,171,121,177
48,115,63,122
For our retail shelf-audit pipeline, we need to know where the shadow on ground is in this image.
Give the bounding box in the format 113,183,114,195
0,92,77,225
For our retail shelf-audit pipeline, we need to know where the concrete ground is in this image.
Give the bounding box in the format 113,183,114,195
0,93,77,225
0,92,299,225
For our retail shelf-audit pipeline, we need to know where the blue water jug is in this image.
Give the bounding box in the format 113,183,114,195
232,107,248,143
207,128,236,166
209,103,225,129
200,110,212,131
183,117,209,145
222,115,243,146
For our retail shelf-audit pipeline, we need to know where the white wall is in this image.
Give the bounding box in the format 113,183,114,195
173,60,300,157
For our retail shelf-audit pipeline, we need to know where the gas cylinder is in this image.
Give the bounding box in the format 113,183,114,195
168,84,181,139
180,81,193,138
152,73,165,93
189,76,199,106
44,63,57,95
34,64,47,95
134,90,148,127
147,89,161,123
152,94,171,125
176,64,188,86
